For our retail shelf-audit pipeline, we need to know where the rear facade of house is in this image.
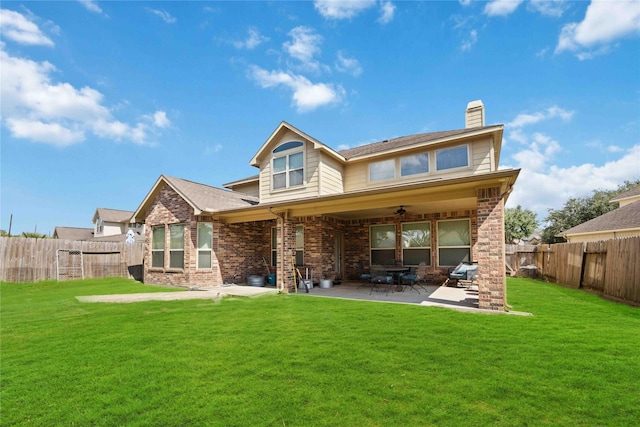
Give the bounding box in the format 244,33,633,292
132,101,520,310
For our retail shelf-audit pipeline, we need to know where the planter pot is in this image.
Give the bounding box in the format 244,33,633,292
319,279,333,288
247,275,264,287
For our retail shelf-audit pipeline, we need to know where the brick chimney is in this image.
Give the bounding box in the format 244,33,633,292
465,100,485,128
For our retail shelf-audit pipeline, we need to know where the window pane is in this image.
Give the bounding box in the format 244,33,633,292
401,153,429,176
273,156,286,173
152,226,165,250
439,248,470,266
273,173,286,189
402,222,431,248
170,225,184,249
152,251,164,268
403,249,431,266
371,224,395,248
289,169,303,186
296,226,304,249
271,227,277,249
369,159,395,181
273,141,303,153
295,250,303,266
438,220,470,246
198,251,211,269
271,250,277,267
289,152,303,169
436,146,468,170
371,249,395,265
197,223,212,249
170,251,184,269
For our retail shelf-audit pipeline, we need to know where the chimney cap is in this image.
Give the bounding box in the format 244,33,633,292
466,99,484,110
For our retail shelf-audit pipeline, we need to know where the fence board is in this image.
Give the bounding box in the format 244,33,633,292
0,237,144,283
532,237,639,305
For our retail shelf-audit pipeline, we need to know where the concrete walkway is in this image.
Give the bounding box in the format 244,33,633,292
76,285,278,303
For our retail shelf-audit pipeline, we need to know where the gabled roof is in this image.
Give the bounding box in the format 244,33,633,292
131,175,260,222
558,200,640,237
53,227,94,241
92,208,135,224
222,174,259,189
338,125,504,160
250,121,345,167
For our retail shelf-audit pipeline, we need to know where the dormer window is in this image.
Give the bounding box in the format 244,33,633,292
272,141,304,190
96,217,103,234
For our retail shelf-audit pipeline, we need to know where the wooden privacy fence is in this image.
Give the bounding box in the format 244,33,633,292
534,237,640,305
0,237,144,283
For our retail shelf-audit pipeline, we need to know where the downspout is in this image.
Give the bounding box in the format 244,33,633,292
269,207,285,292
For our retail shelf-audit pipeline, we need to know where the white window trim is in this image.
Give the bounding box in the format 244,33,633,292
401,221,431,266
151,225,165,269
435,144,470,172
271,142,305,192
169,223,185,270
436,218,472,267
400,152,430,178
368,159,396,183
370,223,396,265
196,222,213,270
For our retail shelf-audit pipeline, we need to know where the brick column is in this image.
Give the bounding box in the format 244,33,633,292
279,214,297,292
476,187,506,310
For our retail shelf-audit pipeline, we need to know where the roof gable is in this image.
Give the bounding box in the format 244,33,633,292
93,208,135,224
249,121,344,167
132,175,260,222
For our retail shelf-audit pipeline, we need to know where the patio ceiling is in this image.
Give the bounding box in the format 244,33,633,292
212,169,519,224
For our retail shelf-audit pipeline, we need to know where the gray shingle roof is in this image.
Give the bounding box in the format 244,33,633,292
54,227,94,241
164,176,260,212
95,208,134,223
337,126,498,159
560,200,640,236
610,185,640,202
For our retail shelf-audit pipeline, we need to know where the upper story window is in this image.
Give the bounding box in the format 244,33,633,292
96,217,103,234
272,141,304,190
436,145,469,171
401,153,429,177
369,159,395,182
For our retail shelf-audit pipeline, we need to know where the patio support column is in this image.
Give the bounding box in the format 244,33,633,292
280,212,297,293
476,186,506,310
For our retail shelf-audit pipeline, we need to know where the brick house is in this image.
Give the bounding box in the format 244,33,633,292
131,100,519,310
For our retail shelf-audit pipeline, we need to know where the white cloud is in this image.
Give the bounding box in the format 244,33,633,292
147,8,176,24
284,26,323,64
459,0,473,6
232,27,269,50
0,9,54,46
507,105,574,128
460,29,478,51
78,0,103,14
0,45,169,146
248,65,344,112
335,51,362,76
555,0,640,58
314,0,376,20
528,0,567,17
377,1,395,24
484,0,524,17
505,145,640,219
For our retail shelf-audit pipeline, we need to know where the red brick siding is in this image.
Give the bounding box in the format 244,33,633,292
476,186,506,310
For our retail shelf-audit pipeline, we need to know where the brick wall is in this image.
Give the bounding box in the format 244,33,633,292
476,186,506,310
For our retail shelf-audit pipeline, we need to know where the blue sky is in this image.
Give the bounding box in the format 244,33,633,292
1,0,639,235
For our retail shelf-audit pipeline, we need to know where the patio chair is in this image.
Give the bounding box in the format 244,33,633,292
369,265,393,295
399,267,420,293
356,260,372,288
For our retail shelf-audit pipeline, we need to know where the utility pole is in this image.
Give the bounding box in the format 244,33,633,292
8,214,13,236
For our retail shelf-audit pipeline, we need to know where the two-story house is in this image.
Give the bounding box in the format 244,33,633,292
92,208,145,242
131,101,520,310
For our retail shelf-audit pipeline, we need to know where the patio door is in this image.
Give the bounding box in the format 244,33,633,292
334,232,344,280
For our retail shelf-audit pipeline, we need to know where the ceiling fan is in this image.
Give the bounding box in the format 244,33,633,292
395,206,407,216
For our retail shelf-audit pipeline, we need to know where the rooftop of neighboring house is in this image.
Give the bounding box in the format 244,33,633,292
92,208,136,224
53,226,94,241
558,200,640,237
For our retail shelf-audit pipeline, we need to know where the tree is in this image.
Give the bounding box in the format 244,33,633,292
541,179,640,244
20,232,48,239
504,205,538,244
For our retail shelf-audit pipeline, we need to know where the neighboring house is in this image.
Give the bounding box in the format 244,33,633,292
132,100,520,310
92,208,145,242
557,186,640,243
53,226,94,241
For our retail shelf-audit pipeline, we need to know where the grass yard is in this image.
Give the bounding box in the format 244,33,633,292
1,277,639,426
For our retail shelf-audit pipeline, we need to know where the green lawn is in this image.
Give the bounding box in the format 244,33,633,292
1,277,639,426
